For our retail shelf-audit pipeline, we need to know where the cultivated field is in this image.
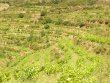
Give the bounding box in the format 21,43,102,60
0,1,110,83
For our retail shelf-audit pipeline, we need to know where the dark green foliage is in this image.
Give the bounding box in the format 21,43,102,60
0,52,5,58
44,24,50,29
55,18,63,25
52,0,60,4
40,30,46,37
18,13,24,18
95,46,107,55
41,17,52,24
86,0,97,5
41,10,47,16
79,22,85,28
0,0,10,4
63,21,71,26
27,34,37,43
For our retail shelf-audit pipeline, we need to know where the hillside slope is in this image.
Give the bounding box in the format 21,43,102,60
0,1,110,83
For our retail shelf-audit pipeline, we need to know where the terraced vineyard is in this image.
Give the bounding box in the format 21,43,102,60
0,1,110,83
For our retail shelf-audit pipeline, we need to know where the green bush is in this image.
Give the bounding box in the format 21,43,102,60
14,66,40,81
44,24,50,29
18,13,24,18
42,17,53,24
52,0,60,4
23,67,37,80
27,33,41,43
41,10,47,16
55,18,63,25
79,22,85,28
0,0,10,4
86,0,97,5
63,21,71,26
0,72,11,82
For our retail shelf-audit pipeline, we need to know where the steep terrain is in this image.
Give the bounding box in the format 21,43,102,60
0,1,110,83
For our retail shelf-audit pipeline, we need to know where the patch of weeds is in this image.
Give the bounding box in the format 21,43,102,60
18,13,24,18
41,17,53,24
41,10,47,16
44,24,50,29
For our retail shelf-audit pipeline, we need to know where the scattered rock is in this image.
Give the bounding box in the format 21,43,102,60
0,3,9,11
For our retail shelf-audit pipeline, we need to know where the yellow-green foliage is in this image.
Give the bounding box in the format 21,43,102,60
0,1,110,83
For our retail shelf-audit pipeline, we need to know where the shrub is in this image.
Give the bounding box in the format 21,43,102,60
41,10,47,16
40,30,46,37
23,67,37,80
27,33,41,43
42,17,52,24
18,13,24,18
79,22,85,28
52,0,60,4
95,46,106,55
44,24,50,29
86,0,97,5
63,21,71,26
0,72,11,82
55,18,63,25
14,39,21,46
